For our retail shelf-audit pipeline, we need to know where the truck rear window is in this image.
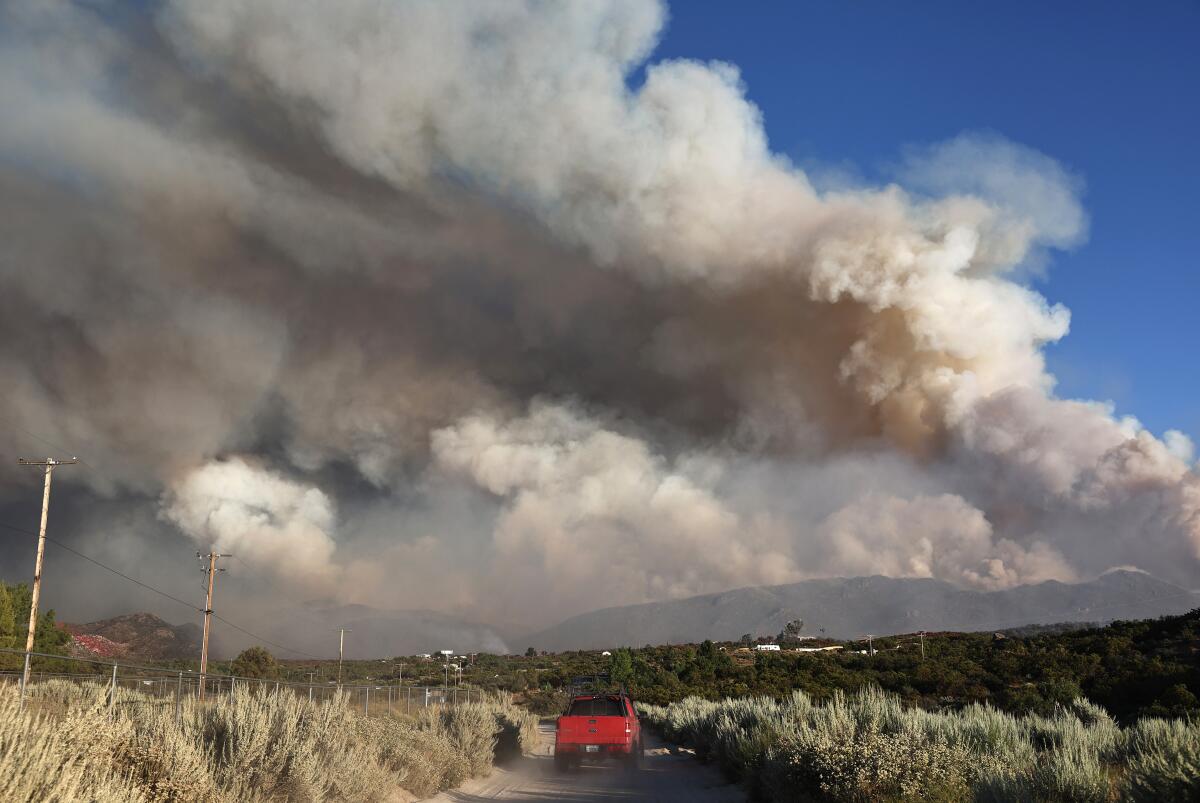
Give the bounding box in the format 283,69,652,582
566,697,625,717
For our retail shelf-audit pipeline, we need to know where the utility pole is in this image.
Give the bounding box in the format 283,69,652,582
336,627,352,685
919,631,926,660
198,551,231,701
17,457,77,695
865,635,875,656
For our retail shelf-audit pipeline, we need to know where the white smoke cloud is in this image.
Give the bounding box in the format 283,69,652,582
898,132,1088,269
0,0,1196,634
161,458,338,594
814,493,1074,590
432,402,801,621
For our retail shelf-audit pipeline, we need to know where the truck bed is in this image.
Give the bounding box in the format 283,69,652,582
554,695,639,761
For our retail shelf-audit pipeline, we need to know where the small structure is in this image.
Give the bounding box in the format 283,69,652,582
600,650,612,656
754,644,781,652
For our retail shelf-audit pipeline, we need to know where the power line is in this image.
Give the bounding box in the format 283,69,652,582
211,613,324,660
0,521,199,614
0,520,323,660
1,414,96,471
228,555,334,636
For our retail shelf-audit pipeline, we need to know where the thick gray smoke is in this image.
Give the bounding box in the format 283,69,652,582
1,0,1196,634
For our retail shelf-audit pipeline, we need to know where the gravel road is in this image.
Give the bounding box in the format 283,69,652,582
425,721,745,802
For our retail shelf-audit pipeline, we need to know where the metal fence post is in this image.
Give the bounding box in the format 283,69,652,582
176,672,183,722
108,663,118,718
364,687,369,715
406,686,411,714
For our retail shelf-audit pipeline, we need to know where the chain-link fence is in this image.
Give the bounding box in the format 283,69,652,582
0,648,483,717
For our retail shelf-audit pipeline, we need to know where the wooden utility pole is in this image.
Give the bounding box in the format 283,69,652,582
17,457,77,696
919,631,926,660
336,627,352,685
198,551,231,701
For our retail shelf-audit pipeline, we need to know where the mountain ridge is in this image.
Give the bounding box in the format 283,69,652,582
60,572,1197,659
525,571,1198,651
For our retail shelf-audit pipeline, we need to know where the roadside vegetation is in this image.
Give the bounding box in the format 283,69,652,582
431,609,1199,723
642,687,1200,802
0,679,537,802
48,602,1198,724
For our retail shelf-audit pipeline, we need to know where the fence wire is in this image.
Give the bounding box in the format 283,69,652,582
0,648,482,717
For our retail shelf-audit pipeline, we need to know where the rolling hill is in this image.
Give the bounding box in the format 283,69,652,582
64,612,202,661
526,570,1199,651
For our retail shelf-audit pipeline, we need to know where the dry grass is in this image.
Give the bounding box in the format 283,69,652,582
643,688,1200,802
0,680,538,802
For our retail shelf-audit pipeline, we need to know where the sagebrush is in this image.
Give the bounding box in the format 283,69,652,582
0,679,538,802
643,687,1200,802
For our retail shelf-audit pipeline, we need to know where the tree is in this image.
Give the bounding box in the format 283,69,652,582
231,646,279,679
779,619,805,642
0,583,15,649
35,609,71,653
0,582,68,657
525,646,537,657
609,648,633,686
740,633,753,647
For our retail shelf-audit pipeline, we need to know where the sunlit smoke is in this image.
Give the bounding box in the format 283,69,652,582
0,0,1196,631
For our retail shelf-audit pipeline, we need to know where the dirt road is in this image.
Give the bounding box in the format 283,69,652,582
425,721,745,802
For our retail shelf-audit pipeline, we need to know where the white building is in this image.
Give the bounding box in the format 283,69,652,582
754,644,781,651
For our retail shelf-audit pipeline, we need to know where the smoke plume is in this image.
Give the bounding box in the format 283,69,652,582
0,0,1196,639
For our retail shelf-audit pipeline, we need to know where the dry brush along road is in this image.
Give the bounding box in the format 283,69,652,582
425,720,744,802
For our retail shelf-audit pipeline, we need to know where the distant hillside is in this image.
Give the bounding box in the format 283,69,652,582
527,571,1199,651
64,613,201,661
292,604,512,658
62,605,511,662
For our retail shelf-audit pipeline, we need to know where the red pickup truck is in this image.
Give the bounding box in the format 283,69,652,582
554,691,644,772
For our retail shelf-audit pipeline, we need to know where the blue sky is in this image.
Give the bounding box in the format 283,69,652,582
654,1,1199,441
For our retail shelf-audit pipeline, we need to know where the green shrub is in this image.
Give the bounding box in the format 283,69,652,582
1122,717,1200,802
645,687,1196,803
